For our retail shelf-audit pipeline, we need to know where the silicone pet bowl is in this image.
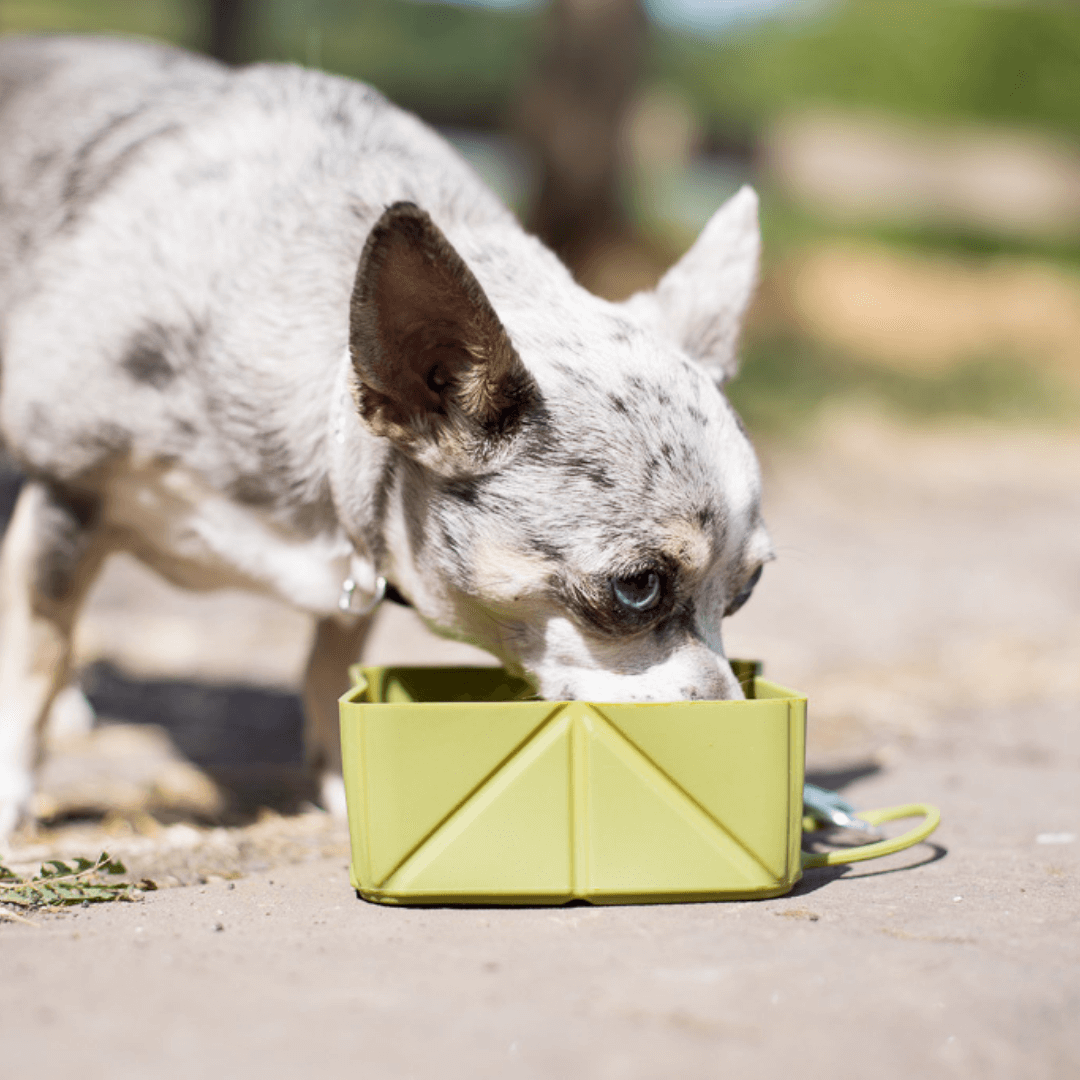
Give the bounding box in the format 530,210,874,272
339,663,938,905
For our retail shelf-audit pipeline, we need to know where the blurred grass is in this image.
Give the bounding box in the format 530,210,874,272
727,333,1078,438
8,0,1078,139
0,0,541,124
757,197,1080,275
257,0,539,125
661,0,1080,146
837,223,1080,275
4,0,1077,436
720,189,1080,436
0,0,197,43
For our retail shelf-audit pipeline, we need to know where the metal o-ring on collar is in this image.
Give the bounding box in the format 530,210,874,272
338,574,387,616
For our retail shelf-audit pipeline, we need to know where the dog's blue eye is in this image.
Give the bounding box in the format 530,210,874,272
612,570,662,612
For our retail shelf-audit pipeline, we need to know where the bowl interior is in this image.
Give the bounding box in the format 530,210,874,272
347,658,764,705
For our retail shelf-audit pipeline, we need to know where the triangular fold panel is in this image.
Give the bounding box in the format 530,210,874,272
362,702,560,885
583,717,780,896
595,701,795,880
383,715,573,899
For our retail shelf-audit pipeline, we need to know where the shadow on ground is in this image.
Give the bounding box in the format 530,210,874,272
805,762,881,791
78,661,315,823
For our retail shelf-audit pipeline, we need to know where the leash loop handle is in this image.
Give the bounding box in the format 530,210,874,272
801,803,941,868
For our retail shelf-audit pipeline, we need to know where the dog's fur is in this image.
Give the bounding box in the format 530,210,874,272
0,35,771,841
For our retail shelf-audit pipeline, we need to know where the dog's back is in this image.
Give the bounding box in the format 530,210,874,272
0,34,508,295
0,37,224,308
0,36,513,506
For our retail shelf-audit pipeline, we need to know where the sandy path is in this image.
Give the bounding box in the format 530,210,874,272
2,408,1078,1078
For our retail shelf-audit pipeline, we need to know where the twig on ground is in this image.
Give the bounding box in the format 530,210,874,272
0,907,38,926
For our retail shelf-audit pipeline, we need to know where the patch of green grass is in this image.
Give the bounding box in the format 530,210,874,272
1,0,541,127
255,0,541,124
756,196,1080,274
6,0,1079,148
853,223,1080,274
666,0,1080,147
0,0,197,46
727,333,1077,437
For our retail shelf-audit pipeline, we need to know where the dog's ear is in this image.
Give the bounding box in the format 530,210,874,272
625,186,760,384
349,202,539,470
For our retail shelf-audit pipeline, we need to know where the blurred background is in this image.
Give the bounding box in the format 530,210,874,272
3,0,1078,431
1,0,1078,859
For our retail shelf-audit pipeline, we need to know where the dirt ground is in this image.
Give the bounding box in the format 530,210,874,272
1,406,1078,1079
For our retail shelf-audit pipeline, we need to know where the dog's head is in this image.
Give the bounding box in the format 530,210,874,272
347,190,770,702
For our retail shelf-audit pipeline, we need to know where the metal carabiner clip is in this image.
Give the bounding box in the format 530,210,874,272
803,782,884,839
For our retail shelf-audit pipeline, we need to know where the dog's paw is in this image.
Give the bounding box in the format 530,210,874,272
0,768,32,852
45,684,96,745
319,772,349,820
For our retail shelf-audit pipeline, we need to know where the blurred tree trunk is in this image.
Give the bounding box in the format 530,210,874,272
516,0,647,278
207,0,249,66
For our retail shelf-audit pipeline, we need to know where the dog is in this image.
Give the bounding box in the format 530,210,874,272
0,35,772,842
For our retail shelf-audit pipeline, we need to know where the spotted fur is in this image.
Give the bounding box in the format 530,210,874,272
0,35,771,839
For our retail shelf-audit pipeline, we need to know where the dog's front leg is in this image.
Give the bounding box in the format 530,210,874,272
0,481,111,843
302,614,373,817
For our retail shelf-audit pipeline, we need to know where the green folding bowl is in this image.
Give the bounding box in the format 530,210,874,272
339,663,938,906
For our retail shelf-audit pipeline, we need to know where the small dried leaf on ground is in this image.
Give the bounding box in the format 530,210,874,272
0,852,152,910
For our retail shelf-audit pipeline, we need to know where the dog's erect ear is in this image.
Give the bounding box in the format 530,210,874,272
625,186,760,384
349,202,539,469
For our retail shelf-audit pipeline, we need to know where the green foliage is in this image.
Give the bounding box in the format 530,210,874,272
4,0,1077,141
727,333,1077,437
0,0,198,46
756,195,1080,273
0,852,154,911
666,0,1080,143
1,0,541,124
257,0,541,123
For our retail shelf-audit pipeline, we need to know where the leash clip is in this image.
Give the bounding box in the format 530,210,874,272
803,782,883,840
